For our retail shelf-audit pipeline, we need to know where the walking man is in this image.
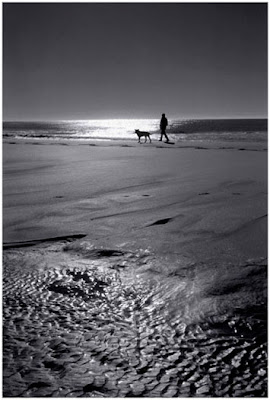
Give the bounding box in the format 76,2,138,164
159,113,169,142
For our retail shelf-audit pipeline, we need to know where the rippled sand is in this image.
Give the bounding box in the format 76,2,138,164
3,140,267,397
3,238,267,397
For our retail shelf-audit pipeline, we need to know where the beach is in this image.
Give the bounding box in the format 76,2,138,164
3,137,267,397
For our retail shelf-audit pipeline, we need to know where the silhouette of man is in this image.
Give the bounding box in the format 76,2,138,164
159,113,169,142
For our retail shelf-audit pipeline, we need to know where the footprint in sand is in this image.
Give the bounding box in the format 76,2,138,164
148,217,173,226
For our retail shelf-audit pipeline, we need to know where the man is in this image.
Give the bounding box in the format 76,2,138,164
159,113,169,142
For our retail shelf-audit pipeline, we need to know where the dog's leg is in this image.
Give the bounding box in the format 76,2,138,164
149,136,152,143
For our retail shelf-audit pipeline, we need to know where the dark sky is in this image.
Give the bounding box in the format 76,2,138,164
3,3,267,120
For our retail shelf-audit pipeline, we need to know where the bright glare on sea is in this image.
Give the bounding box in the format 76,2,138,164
3,118,267,143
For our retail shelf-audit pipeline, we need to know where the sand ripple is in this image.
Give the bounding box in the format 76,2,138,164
3,240,267,397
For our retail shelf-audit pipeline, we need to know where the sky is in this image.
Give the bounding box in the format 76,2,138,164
3,3,268,121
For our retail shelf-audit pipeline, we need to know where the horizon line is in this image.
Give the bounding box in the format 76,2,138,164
3,116,268,123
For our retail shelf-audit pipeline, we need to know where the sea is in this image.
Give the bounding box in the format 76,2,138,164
3,118,267,144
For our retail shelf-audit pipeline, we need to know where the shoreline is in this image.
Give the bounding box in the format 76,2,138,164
3,136,267,152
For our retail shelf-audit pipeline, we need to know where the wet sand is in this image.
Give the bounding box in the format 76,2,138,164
3,138,267,397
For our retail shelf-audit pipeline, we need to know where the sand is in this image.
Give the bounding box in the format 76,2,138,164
3,138,267,397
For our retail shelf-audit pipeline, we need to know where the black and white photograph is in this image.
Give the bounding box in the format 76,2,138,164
2,2,267,397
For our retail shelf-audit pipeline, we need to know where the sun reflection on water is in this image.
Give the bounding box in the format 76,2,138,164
73,119,159,139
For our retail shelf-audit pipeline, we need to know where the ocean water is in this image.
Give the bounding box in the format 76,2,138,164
3,118,267,143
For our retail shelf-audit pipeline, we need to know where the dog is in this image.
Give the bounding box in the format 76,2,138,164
135,129,152,143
